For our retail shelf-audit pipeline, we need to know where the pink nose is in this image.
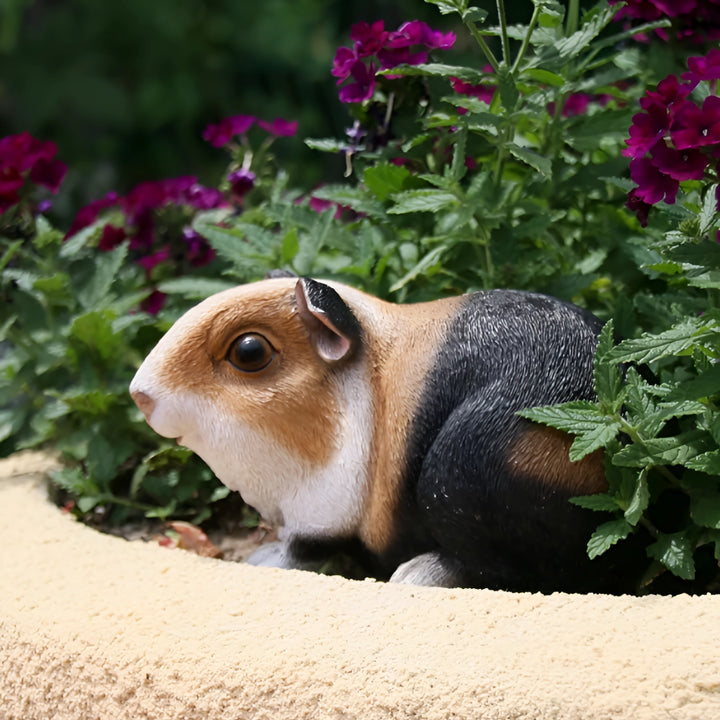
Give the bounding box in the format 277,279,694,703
131,390,156,420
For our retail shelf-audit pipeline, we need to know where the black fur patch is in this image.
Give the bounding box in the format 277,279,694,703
383,290,638,593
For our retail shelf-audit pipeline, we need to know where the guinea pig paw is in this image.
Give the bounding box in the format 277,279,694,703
389,551,462,588
246,541,306,570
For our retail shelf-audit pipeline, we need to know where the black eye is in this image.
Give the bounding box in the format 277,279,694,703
227,333,275,373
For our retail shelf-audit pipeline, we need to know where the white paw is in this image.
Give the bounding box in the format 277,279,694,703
246,542,298,569
389,552,460,587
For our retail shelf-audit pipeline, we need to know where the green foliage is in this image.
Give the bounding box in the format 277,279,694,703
0,219,229,524
2,0,720,592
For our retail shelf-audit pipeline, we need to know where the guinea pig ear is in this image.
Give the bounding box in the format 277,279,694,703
295,278,362,363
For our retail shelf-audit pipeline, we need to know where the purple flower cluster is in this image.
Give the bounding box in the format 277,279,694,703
0,132,67,214
624,49,720,225
67,176,227,313
332,20,456,103
609,0,720,43
202,114,297,148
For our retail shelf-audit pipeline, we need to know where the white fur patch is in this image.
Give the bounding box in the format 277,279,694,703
131,357,374,541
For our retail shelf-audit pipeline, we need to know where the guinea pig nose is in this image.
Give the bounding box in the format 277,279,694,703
131,390,156,420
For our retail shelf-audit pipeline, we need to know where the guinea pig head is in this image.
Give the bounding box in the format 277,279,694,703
129,277,372,536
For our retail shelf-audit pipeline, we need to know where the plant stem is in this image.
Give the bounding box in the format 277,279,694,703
495,0,511,66
566,0,580,36
466,22,500,73
511,4,541,74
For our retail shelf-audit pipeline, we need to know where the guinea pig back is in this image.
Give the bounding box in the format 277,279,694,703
131,277,629,592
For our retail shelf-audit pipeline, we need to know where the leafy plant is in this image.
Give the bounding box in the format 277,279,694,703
2,0,720,591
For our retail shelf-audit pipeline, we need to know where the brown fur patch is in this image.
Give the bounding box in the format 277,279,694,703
145,280,338,466
506,424,607,495
348,293,466,555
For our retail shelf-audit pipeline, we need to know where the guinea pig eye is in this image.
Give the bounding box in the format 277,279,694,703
227,333,275,373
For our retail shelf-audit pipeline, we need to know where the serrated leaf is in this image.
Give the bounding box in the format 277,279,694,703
609,317,718,364
612,433,714,469
594,320,623,412
685,450,720,476
690,488,720,529
389,245,448,292
388,189,459,214
569,420,621,460
668,364,720,401
519,400,606,433
624,469,649,526
378,63,486,84
647,532,695,580
587,518,632,559
304,138,350,153
506,143,552,177
311,185,386,218
70,310,119,361
76,243,129,310
364,163,411,201
157,277,236,298
569,493,619,512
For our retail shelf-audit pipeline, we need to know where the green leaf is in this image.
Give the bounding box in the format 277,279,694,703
685,451,720,476
157,277,236,298
388,189,459,214
364,163,411,201
76,243,129,310
519,400,608,434
587,518,632,559
389,245,448,293
378,63,486,84
690,489,720,529
506,143,552,178
613,432,714,469
594,320,623,412
647,532,695,580
624,469,650,526
668,363,720,402
569,493,619,512
568,420,621,461
304,138,350,153
609,317,719,364
311,185,386,218
70,310,119,361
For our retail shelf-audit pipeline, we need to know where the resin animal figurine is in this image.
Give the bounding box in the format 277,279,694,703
130,276,632,593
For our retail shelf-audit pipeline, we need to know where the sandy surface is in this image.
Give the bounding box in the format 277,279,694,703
2,451,720,720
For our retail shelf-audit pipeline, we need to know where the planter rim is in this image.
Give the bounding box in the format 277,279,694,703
2,450,720,720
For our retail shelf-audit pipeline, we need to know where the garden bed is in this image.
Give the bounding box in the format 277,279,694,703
2,450,720,720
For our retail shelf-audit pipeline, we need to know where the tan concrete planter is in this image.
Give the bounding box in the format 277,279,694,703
2,450,720,720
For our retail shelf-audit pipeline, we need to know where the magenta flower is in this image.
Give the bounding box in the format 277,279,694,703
609,0,720,43
451,69,496,106
623,104,671,158
256,118,298,137
97,224,126,251
137,245,172,273
0,167,24,213
65,192,120,238
649,141,708,180
338,59,377,103
0,132,67,215
629,157,679,205
202,115,255,148
350,21,388,57
670,96,720,150
333,19,455,103
182,228,215,267
683,48,720,86
228,168,256,200
141,290,167,315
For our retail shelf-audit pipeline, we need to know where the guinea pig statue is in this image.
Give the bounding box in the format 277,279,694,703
130,275,636,594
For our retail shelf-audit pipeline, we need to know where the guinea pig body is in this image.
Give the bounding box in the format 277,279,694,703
130,277,631,593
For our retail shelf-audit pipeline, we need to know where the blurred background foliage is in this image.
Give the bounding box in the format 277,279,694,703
0,0,595,227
